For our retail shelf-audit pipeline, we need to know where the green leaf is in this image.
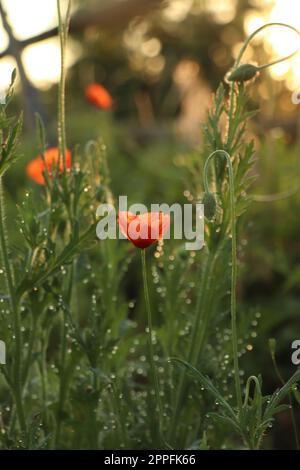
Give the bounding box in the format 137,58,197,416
208,412,242,434
265,369,300,418
10,68,17,87
0,113,23,176
170,357,238,422
16,221,98,297
199,431,209,450
35,113,46,154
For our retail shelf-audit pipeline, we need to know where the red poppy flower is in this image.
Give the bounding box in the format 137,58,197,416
26,147,72,185
85,83,113,110
118,211,170,249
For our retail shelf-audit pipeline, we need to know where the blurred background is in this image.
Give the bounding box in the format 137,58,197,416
1,0,300,133
1,0,300,449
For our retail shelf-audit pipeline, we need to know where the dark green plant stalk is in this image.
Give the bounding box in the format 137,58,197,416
167,249,217,442
57,0,71,169
54,273,72,447
203,150,242,414
38,332,50,430
0,178,26,433
190,244,226,365
54,0,72,447
169,147,243,444
22,314,38,385
141,249,170,448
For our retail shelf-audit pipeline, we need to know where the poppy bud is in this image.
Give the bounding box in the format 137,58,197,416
202,192,217,220
227,64,258,82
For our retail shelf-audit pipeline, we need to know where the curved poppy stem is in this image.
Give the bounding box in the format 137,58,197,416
54,0,73,447
141,249,171,449
203,149,243,416
227,23,300,150
235,23,300,70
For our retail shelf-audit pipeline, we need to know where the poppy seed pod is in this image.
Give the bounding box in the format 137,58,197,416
227,64,258,83
202,192,217,220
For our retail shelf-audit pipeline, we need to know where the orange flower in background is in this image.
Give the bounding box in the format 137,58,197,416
118,211,171,249
26,147,72,185
85,83,113,110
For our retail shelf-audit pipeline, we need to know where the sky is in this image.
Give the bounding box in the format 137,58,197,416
0,0,78,91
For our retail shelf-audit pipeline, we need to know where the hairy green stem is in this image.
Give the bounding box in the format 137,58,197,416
38,333,49,430
55,262,74,447
168,240,226,444
54,0,73,447
57,0,71,169
22,314,37,385
168,249,211,443
203,150,243,415
0,178,26,433
141,249,167,448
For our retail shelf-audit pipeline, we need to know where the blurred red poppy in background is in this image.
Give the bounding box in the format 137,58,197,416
85,83,113,110
118,211,171,249
26,147,72,185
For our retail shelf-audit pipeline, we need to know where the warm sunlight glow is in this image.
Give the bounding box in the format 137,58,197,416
2,0,57,40
0,24,8,52
0,57,15,95
22,38,80,89
163,0,193,23
244,0,300,90
0,0,78,89
205,0,238,25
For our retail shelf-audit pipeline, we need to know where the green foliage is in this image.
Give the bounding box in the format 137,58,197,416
171,358,300,449
0,70,22,177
